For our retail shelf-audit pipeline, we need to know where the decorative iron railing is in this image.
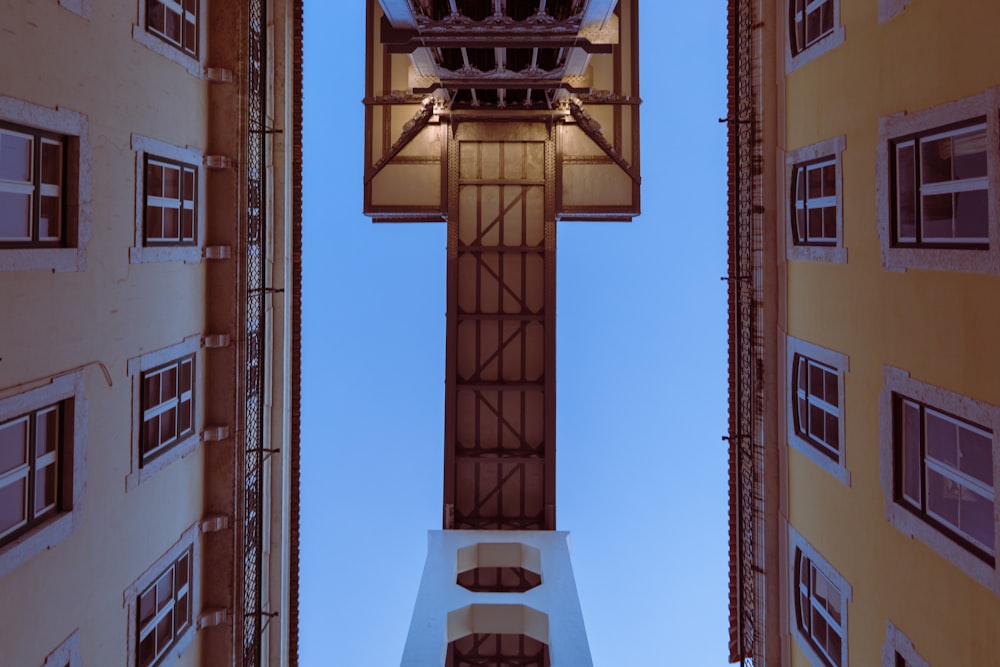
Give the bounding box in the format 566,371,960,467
728,0,765,664
242,0,268,665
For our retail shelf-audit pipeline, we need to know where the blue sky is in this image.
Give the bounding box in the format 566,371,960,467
300,2,730,664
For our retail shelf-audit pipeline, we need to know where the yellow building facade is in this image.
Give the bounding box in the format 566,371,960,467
0,2,301,666
730,1,1000,666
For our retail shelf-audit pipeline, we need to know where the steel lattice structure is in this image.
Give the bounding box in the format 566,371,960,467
727,0,766,664
241,0,268,665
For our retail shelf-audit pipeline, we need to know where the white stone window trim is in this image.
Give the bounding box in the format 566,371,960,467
785,0,845,74
786,135,848,263
0,371,87,580
876,87,1000,274
131,134,203,264
0,96,91,273
879,365,1000,593
879,0,913,24
125,522,200,667
42,630,81,667
789,523,852,667
787,335,850,486
58,0,91,20
882,620,930,667
127,335,202,489
133,0,206,78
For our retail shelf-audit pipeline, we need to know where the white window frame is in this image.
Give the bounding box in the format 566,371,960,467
877,87,1000,273
0,96,90,272
882,620,930,667
786,136,847,263
133,0,206,77
0,371,86,579
131,134,203,264
789,524,852,667
879,366,1000,593
41,630,80,667
125,523,199,667
127,335,202,489
786,0,845,73
879,0,913,24
787,336,850,486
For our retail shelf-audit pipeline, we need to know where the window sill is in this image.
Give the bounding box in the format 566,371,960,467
130,246,202,264
0,513,75,580
0,248,84,272
131,26,203,78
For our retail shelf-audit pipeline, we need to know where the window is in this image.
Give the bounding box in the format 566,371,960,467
794,355,840,459
892,119,988,248
894,394,994,562
141,356,195,466
792,158,837,245
790,0,835,55
127,336,201,487
137,547,192,667
144,157,196,246
0,371,85,579
0,96,89,272
789,525,851,667
879,367,1000,593
0,122,65,248
787,336,849,485
786,0,844,72
0,403,64,547
146,0,198,58
133,1,203,76
877,88,1000,274
882,620,930,667
786,136,847,263
131,134,203,263
126,524,198,667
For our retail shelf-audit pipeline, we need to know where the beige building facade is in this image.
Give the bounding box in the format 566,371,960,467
729,1,1000,666
0,2,301,666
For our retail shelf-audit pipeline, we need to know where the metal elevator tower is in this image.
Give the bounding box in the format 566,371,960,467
363,2,640,664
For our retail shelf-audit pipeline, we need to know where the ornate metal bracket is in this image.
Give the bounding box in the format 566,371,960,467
364,99,436,184
566,98,640,185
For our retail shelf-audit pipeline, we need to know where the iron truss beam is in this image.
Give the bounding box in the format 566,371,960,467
381,17,611,53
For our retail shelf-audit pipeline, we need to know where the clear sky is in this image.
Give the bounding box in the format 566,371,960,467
299,2,730,664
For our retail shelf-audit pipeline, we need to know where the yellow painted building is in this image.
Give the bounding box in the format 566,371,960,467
0,2,301,666
729,1,1000,666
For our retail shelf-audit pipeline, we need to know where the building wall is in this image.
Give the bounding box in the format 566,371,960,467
776,0,1000,665
0,1,297,665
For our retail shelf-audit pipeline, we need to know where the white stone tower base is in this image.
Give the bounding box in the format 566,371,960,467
401,531,593,667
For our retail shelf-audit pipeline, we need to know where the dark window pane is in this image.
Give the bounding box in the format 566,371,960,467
808,165,822,199
825,412,839,448
146,163,162,197
144,373,160,407
920,136,954,184
809,208,823,239
926,468,960,527
156,610,174,651
36,408,58,454
959,426,993,486
922,193,954,239
0,419,28,475
39,196,61,239
953,128,987,179
183,169,195,201
163,166,179,199
823,164,836,197
138,631,155,667
180,360,192,392
144,417,160,453
902,401,921,504
161,367,177,401
961,488,995,548
0,192,32,240
146,207,163,240
34,464,55,513
181,209,194,241
159,408,177,442
139,588,156,627
0,132,31,181
0,479,27,534
40,142,61,186
955,189,989,239
895,144,916,240
162,208,179,240
926,412,957,467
